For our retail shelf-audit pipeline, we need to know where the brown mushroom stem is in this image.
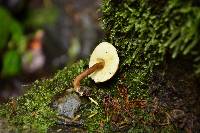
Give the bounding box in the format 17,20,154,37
73,61,105,94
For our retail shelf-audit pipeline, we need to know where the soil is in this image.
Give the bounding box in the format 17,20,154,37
149,55,200,132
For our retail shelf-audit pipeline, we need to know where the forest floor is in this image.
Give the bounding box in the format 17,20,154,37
48,56,200,132
149,56,200,132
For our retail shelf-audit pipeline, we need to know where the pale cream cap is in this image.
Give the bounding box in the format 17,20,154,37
89,42,119,82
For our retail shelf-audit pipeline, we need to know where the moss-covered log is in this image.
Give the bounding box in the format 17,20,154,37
0,0,200,132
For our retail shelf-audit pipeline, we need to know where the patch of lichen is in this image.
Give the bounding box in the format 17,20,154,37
0,60,89,132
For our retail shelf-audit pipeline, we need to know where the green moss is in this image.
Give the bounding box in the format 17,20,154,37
0,0,200,132
0,60,89,132
100,0,199,131
102,0,200,73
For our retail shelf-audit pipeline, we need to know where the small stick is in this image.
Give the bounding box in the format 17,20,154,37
73,61,105,95
89,97,99,106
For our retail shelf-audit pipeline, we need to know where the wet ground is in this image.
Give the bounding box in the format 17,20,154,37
149,56,200,132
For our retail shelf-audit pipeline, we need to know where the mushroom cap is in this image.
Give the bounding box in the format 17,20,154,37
89,42,119,83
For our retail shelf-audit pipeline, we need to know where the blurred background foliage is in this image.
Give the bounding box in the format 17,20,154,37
0,7,26,77
0,0,102,97
25,6,58,29
0,3,57,77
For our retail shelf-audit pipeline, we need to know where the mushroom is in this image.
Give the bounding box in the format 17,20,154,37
73,42,119,95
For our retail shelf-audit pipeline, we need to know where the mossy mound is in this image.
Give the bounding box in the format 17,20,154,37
102,0,200,73
0,60,89,132
0,0,200,132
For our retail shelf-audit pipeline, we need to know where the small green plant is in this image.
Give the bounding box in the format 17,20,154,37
0,7,26,77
